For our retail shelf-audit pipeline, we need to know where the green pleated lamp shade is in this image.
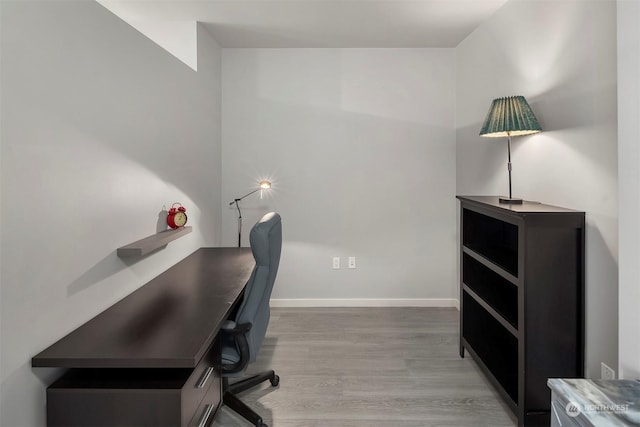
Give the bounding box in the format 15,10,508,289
479,96,542,137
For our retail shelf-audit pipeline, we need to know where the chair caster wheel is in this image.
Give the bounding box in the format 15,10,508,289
270,374,280,387
256,421,267,427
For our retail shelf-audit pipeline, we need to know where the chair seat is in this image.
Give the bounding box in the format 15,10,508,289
221,334,241,365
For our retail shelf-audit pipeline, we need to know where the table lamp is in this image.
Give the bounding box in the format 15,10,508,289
479,95,542,204
229,180,271,247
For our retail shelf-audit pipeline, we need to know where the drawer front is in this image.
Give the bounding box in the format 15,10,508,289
181,340,220,427
189,375,222,427
181,367,213,426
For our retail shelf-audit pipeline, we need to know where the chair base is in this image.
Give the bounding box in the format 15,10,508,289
222,370,279,427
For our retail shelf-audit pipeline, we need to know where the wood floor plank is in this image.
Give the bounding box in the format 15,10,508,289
213,307,516,427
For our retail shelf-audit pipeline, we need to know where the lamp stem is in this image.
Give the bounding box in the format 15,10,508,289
233,200,242,247
507,135,513,200
498,135,522,204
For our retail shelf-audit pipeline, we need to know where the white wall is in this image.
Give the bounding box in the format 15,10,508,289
221,48,457,304
456,0,618,379
617,0,640,380
0,2,222,426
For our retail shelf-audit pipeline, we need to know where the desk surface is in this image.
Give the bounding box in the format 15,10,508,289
32,247,254,369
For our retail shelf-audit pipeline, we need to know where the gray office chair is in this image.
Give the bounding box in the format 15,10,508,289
220,212,282,427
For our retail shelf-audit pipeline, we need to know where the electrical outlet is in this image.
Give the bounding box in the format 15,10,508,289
601,362,616,380
348,257,356,269
332,257,340,269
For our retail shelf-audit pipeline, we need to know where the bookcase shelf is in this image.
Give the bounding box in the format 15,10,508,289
457,196,585,427
117,226,192,258
463,252,518,329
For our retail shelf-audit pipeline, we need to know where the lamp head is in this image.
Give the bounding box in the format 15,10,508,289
259,180,272,190
479,96,541,138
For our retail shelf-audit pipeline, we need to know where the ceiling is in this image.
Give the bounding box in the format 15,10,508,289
97,0,509,48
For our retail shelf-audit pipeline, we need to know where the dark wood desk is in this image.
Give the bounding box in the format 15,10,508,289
32,247,254,427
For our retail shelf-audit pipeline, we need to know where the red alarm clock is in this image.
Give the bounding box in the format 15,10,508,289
167,203,187,229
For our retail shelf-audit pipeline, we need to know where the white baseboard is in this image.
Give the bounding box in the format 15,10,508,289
271,298,460,308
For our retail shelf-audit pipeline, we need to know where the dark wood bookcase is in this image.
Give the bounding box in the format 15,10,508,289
457,196,585,427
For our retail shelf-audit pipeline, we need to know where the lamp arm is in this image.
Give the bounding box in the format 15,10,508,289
228,188,260,205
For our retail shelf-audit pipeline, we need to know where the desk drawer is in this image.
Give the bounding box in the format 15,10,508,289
47,341,221,427
189,377,222,427
182,343,219,426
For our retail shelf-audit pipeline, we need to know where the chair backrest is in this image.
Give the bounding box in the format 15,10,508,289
233,212,282,363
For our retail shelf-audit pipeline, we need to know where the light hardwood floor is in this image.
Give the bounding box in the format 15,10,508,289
213,307,516,427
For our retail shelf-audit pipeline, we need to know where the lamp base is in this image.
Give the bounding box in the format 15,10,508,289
499,196,523,204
